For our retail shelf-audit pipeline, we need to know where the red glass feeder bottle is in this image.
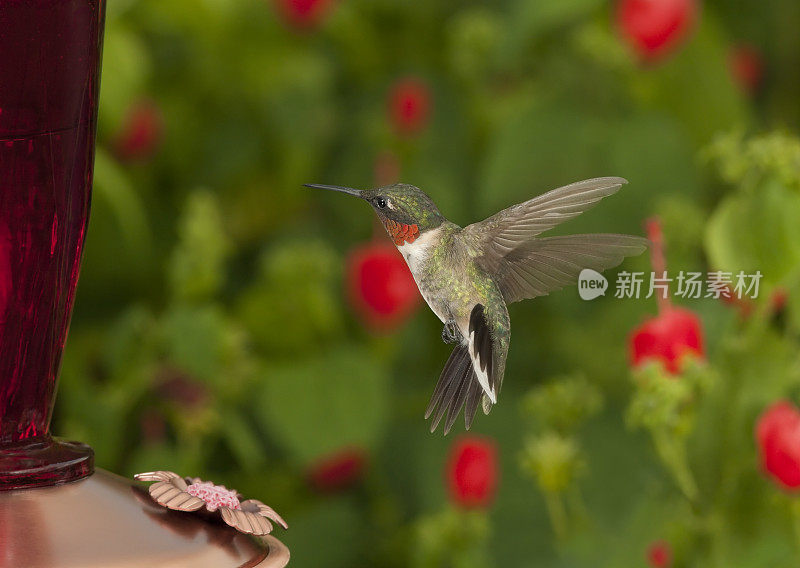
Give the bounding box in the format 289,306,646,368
0,2,287,566
0,0,104,492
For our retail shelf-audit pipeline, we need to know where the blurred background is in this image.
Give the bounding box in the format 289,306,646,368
55,0,800,565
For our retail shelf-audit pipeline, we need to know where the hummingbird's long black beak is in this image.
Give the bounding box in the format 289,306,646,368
303,184,363,198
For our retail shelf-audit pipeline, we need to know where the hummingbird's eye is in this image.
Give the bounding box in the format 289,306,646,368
376,197,387,209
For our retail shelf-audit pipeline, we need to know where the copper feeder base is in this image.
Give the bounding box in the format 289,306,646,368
0,469,289,567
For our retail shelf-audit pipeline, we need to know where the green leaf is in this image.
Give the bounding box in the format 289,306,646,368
160,305,228,384
97,23,150,137
628,12,749,146
82,149,155,306
499,0,604,66
235,240,343,356
705,177,800,287
93,149,152,256
480,104,697,235
278,498,364,568
479,102,607,215
219,409,267,473
725,325,800,415
446,8,503,82
513,0,604,38
258,346,389,465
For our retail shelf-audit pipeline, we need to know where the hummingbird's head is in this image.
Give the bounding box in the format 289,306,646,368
304,182,445,246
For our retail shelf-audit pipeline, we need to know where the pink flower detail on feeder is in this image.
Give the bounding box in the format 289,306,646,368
186,481,242,512
135,471,287,536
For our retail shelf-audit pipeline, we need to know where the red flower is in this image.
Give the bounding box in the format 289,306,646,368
388,77,431,136
307,447,366,492
616,0,698,62
347,241,420,331
446,436,498,508
647,540,673,568
630,307,704,374
756,400,800,490
728,45,763,95
630,217,704,374
272,0,333,29
112,99,163,162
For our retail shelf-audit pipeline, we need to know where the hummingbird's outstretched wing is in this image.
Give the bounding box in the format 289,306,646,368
464,177,647,302
465,176,628,267
425,304,504,434
492,234,648,303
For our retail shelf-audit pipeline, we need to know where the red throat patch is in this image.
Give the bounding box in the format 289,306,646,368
384,220,420,246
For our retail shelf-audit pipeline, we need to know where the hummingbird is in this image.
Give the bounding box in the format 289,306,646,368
305,178,648,434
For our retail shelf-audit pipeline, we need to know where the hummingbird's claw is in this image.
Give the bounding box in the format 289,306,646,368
441,321,460,344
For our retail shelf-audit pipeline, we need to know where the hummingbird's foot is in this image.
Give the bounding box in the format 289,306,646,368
442,321,460,344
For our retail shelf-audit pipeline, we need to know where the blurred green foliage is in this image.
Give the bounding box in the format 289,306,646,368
54,0,800,566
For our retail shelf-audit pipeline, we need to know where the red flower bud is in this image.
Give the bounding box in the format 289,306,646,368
346,241,420,331
647,540,673,568
388,77,431,137
446,436,498,508
157,370,209,409
272,0,333,29
728,45,764,96
756,400,800,490
307,447,366,492
770,287,788,314
112,99,163,162
718,283,754,319
616,0,698,63
139,409,167,444
630,307,704,374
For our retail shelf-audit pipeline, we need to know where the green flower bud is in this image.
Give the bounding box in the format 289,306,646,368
169,190,231,303
520,374,602,434
519,432,583,494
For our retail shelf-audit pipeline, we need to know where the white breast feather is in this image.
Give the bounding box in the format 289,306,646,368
396,227,439,273
396,228,446,322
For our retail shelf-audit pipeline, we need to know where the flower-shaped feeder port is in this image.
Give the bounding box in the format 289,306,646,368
135,471,287,536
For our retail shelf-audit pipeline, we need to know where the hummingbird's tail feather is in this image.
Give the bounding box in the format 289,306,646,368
482,394,493,415
429,349,472,434
468,304,497,403
464,381,484,430
425,345,467,419
426,343,484,435
444,364,472,435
